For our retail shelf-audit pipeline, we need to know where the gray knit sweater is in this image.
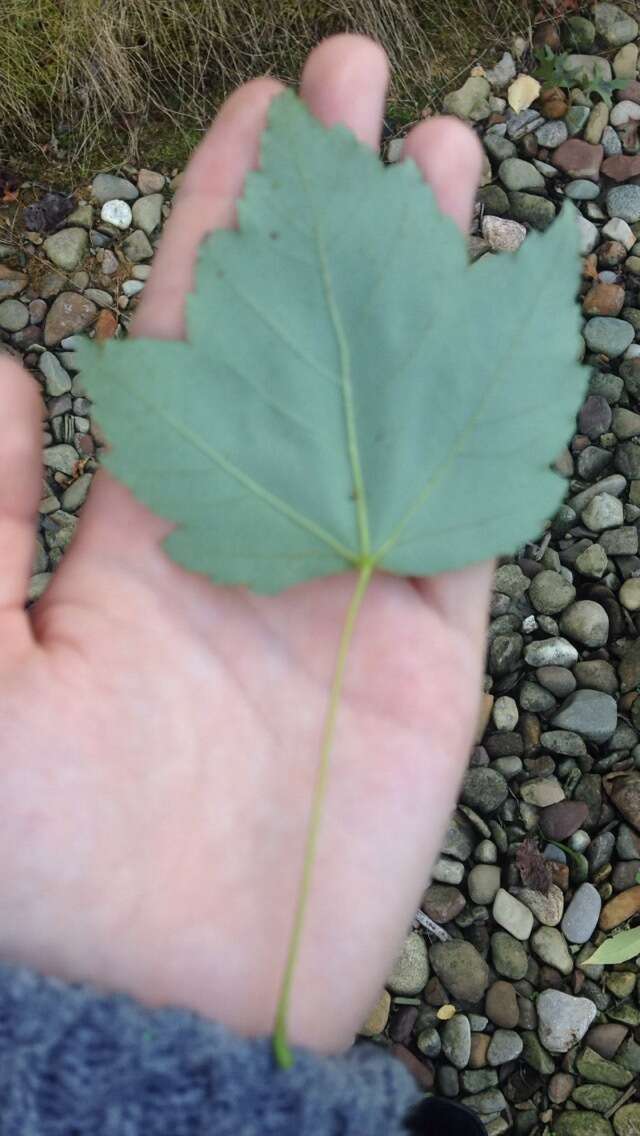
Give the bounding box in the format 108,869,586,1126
0,962,426,1134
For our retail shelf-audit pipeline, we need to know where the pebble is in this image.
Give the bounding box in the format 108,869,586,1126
360,989,390,1036
92,173,139,203
619,577,640,609
432,856,465,885
487,1029,522,1066
442,1015,472,1069
613,1106,640,1136
429,941,490,1004
499,158,544,192
582,492,624,531
561,882,602,943
586,1024,628,1059
531,925,573,974
584,317,635,358
101,199,133,229
594,2,638,46
540,799,590,840
491,931,528,979
492,889,533,940
602,217,635,249
42,444,79,475
131,193,164,234
576,1046,634,1088
559,600,609,647
462,768,508,814
442,76,491,121
44,292,97,347
123,229,154,261
481,215,527,252
42,227,88,271
529,570,576,614
39,351,71,396
599,884,640,930
422,883,465,923
553,139,604,180
467,864,501,904
0,299,29,331
514,884,564,925
537,989,597,1053
387,931,429,995
524,637,578,667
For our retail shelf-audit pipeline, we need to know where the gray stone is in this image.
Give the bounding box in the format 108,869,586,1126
484,132,517,162
43,227,88,271
566,179,601,201
519,778,565,807
0,299,29,331
122,230,153,262
536,121,568,148
582,493,624,531
387,931,429,995
584,316,635,357
430,941,490,1004
131,193,163,235
594,2,638,46
492,889,533,940
42,445,79,475
442,1014,472,1069
92,173,139,204
524,637,578,667
531,926,573,974
576,1046,635,1087
484,51,516,88
552,689,617,742
509,192,556,231
441,814,475,861
468,864,501,905
443,77,491,121
487,1029,523,1066
416,1026,441,1057
566,105,591,136
607,186,640,224
570,475,626,514
603,125,622,155
529,570,576,614
506,109,544,140
462,768,508,814
491,931,528,979
481,215,527,252
61,473,93,513
461,1088,508,1116
432,856,465,885
559,600,609,647
575,543,608,578
499,158,545,192
566,54,613,82
562,882,602,944
39,351,72,396
577,214,600,254
537,989,597,1053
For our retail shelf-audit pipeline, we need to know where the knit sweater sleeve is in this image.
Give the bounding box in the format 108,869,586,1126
0,962,425,1134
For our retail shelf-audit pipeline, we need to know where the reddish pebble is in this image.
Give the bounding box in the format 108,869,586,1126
582,282,625,317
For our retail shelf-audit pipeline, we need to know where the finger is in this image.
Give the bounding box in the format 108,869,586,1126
0,357,42,652
397,117,493,636
49,35,390,605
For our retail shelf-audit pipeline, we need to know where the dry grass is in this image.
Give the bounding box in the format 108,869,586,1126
0,0,534,183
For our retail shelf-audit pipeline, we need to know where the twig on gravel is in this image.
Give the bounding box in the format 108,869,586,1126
414,910,450,941
605,1082,637,1119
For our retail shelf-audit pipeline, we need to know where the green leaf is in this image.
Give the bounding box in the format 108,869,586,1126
76,88,586,596
583,928,640,966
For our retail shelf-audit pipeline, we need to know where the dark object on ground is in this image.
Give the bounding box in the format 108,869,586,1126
405,1095,488,1135
23,192,75,232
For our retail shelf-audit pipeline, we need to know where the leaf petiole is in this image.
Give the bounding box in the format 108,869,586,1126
273,560,373,1067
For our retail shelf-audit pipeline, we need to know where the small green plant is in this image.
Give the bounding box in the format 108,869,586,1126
533,45,628,107
78,90,587,1067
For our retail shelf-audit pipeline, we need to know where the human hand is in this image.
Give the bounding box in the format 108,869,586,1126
0,34,489,1056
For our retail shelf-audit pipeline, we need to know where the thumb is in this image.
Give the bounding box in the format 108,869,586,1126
0,355,42,653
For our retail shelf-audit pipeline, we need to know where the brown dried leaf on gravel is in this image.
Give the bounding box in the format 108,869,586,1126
516,836,552,894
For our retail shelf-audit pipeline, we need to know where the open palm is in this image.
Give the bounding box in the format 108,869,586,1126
0,36,491,1056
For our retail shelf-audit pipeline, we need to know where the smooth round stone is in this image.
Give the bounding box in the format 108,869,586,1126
416,1026,441,1058
536,666,576,698
536,121,568,148
524,637,578,667
520,778,565,808
566,179,601,201
39,350,71,395
43,227,88,271
122,279,144,297
610,100,640,127
613,43,638,78
492,695,518,731
581,492,624,531
607,184,640,222
560,600,609,647
498,158,545,192
540,800,590,840
537,989,597,1053
531,926,573,974
619,577,640,610
462,768,508,814
475,839,498,864
360,989,391,1036
551,690,617,742
0,298,29,331
487,1029,523,1067
442,1015,472,1069
613,1105,640,1136
540,729,585,756
485,979,519,1028
575,544,608,581
468,864,501,905
549,1072,576,1104
422,883,465,923
529,570,576,614
584,316,635,357
387,931,429,995
492,889,533,941
514,884,565,926
101,199,133,229
586,1023,629,1060
561,882,602,943
92,173,138,203
491,931,528,979
432,856,465,885
131,192,163,235
430,941,490,1004
595,2,639,47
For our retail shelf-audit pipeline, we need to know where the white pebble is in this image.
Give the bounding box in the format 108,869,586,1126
610,100,640,127
602,216,636,249
122,279,144,297
101,199,133,229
